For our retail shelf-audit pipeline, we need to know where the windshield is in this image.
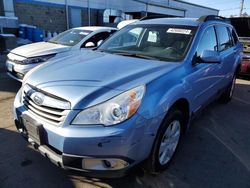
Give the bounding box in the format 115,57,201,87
98,24,196,62
48,29,92,46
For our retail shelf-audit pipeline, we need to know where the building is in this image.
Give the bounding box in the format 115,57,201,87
0,0,219,33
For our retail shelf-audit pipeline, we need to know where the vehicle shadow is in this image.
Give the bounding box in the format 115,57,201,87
0,127,75,188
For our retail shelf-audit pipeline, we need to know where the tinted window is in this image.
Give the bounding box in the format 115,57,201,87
228,27,239,45
82,32,112,48
226,27,235,46
196,26,217,58
215,26,233,51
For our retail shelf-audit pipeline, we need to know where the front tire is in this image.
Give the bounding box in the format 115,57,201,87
146,109,184,173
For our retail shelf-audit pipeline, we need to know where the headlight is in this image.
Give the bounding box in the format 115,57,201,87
22,54,56,64
72,85,145,126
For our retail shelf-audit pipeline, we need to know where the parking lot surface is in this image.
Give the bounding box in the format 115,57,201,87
0,55,250,188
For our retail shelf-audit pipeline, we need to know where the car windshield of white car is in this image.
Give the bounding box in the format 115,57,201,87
98,25,197,62
48,29,92,46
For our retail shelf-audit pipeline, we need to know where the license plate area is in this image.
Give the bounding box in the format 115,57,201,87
21,114,45,145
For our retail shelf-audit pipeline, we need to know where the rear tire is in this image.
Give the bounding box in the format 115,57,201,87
145,109,184,174
219,75,236,103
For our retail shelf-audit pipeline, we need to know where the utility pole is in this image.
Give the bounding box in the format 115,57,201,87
240,0,244,17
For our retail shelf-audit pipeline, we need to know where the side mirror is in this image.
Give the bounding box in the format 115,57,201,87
200,50,221,63
85,42,95,48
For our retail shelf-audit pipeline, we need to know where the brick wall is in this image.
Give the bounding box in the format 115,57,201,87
13,2,111,33
14,2,67,33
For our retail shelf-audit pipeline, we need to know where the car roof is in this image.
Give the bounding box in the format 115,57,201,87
131,18,200,27
73,26,117,31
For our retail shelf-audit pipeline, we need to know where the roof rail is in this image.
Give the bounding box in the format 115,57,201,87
140,15,174,21
197,15,231,23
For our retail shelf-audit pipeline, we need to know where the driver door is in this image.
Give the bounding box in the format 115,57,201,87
187,26,222,112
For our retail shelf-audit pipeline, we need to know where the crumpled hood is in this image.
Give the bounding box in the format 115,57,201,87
11,42,71,57
25,51,179,109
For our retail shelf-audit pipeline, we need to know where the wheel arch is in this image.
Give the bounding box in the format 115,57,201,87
166,98,190,132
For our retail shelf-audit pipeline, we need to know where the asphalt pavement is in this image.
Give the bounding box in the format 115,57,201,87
0,55,250,188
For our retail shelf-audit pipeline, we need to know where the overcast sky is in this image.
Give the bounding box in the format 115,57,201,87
186,0,250,17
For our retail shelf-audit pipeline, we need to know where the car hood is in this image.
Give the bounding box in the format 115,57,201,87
25,51,180,109
11,42,71,57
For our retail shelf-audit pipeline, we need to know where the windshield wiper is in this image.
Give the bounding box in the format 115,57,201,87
112,51,159,60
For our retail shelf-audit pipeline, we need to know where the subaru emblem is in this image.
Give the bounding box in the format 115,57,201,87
32,92,45,106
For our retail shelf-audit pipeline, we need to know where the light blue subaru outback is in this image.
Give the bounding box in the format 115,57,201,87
14,15,242,177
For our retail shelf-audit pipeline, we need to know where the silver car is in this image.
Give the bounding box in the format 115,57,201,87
6,26,117,81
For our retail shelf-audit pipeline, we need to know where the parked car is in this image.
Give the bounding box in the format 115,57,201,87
117,19,138,29
230,17,250,76
240,53,250,77
14,15,242,177
6,26,117,81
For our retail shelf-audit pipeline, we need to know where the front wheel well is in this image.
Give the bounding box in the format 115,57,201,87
168,98,190,131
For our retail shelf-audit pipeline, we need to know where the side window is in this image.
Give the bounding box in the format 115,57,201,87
123,27,143,46
196,26,217,59
228,27,239,45
232,30,239,44
82,32,111,48
215,26,233,51
107,27,143,48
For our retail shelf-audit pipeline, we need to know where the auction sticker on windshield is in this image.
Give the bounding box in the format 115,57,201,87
167,28,192,35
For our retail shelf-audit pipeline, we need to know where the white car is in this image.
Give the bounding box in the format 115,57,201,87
117,19,139,29
6,26,117,81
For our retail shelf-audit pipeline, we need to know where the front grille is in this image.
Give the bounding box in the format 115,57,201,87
22,87,69,126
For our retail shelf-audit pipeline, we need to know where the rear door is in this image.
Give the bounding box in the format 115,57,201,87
215,25,237,88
